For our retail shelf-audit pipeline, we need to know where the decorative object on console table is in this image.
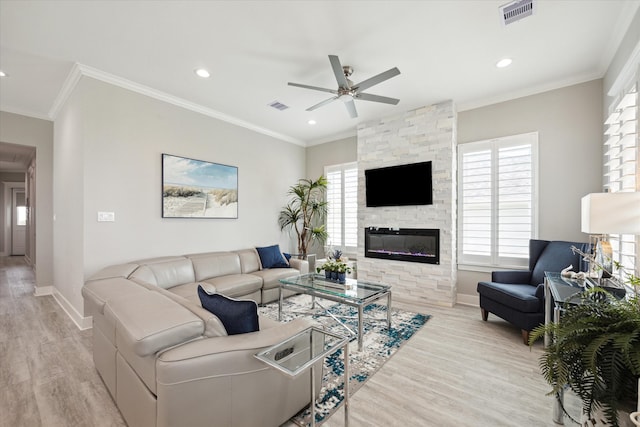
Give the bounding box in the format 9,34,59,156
161,153,238,219
278,176,328,257
581,192,640,281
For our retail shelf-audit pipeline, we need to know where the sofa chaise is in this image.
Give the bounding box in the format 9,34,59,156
82,247,320,427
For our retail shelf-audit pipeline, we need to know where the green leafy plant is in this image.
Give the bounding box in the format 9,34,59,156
278,176,328,257
529,288,640,426
317,260,337,273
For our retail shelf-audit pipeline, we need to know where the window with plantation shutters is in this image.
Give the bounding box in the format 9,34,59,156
604,79,638,277
325,162,358,254
458,133,538,269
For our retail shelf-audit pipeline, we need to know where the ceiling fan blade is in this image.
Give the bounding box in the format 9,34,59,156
356,93,400,105
288,82,337,94
353,67,400,93
329,55,350,89
306,96,339,111
344,98,358,118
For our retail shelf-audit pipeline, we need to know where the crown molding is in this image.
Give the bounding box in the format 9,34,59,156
48,63,83,119
607,38,640,97
49,63,306,146
597,0,640,77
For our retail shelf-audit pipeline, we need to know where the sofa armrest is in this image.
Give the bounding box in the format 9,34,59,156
106,291,204,357
288,258,309,274
491,270,531,284
156,317,316,384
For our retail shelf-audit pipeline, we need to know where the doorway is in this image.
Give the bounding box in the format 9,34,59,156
11,188,26,256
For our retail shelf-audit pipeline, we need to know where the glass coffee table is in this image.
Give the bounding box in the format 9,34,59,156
255,326,349,427
279,273,392,352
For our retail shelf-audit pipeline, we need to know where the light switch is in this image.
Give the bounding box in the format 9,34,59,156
97,212,115,222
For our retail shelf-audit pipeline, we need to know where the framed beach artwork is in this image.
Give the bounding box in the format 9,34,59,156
162,153,238,219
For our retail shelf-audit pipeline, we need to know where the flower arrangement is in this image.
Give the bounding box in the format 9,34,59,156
316,249,351,283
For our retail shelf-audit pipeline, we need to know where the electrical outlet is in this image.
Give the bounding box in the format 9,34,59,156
97,212,115,222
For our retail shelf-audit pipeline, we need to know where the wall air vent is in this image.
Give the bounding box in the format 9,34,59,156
500,0,535,26
268,101,289,111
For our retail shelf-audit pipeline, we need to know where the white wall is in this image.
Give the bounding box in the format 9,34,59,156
0,111,54,292
54,77,306,320
456,79,604,299
306,136,357,181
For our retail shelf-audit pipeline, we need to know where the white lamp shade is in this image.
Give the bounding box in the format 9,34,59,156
581,192,640,234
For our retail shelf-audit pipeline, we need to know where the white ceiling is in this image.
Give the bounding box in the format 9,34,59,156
1,0,638,146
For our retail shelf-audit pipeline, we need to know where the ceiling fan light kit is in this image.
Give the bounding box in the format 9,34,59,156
288,54,400,119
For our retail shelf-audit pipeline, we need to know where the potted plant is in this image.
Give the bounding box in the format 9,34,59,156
317,260,336,279
278,176,328,258
529,287,640,427
335,262,352,284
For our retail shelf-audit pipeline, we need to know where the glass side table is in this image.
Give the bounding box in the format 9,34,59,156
255,326,350,427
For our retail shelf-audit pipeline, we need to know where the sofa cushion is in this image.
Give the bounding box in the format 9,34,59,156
189,252,242,282
250,268,299,290
129,258,195,289
256,244,289,269
201,274,262,297
477,281,541,313
107,291,204,357
197,285,259,335
235,248,261,273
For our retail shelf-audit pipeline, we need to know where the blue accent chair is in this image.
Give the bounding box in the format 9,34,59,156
476,239,590,345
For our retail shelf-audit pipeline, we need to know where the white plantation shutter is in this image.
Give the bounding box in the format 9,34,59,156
458,133,538,268
604,80,638,276
326,169,342,245
325,162,358,253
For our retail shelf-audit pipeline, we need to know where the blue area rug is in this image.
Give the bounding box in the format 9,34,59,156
259,295,431,426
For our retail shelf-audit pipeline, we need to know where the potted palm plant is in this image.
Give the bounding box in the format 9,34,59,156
529,287,640,427
278,176,328,258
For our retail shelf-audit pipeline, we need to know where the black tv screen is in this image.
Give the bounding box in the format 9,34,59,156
365,161,433,207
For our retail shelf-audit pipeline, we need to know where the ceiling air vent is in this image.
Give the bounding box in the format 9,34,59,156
500,0,535,26
268,101,289,111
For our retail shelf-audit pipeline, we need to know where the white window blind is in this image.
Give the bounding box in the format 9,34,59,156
458,133,538,268
604,80,638,276
325,162,358,253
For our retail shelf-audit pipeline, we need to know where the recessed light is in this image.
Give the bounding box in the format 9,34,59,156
496,58,513,68
0,71,7,77
194,68,210,78
308,119,316,125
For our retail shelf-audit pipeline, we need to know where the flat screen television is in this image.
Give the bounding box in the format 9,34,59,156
365,161,433,207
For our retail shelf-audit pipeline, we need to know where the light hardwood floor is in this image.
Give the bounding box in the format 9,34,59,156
0,257,577,427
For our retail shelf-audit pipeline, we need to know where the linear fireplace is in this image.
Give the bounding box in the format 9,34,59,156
364,227,440,264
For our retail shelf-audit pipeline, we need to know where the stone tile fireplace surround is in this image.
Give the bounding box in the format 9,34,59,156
357,101,457,308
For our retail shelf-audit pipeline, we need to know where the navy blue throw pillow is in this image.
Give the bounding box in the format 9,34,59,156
256,244,290,269
197,285,259,335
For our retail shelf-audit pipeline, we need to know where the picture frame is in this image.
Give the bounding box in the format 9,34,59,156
162,153,238,219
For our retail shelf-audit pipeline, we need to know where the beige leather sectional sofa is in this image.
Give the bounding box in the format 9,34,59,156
82,248,320,427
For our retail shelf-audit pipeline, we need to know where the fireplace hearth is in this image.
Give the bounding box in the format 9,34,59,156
364,227,440,264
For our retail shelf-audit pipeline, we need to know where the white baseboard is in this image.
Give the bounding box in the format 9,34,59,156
34,285,54,296
456,293,479,307
52,289,93,330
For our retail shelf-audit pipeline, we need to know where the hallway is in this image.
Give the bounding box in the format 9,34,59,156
0,256,125,427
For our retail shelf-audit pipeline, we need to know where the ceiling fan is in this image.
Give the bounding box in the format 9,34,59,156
288,55,400,119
